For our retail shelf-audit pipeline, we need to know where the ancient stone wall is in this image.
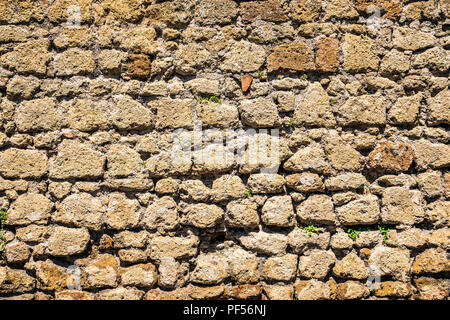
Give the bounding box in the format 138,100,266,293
0,0,449,300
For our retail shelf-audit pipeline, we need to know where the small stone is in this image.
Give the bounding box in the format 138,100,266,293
241,0,288,22
263,254,298,282
67,99,110,132
298,250,336,280
248,173,285,194
158,257,189,289
55,290,95,300
0,149,48,179
6,193,53,226
336,195,380,226
412,248,450,274
181,203,224,229
381,187,424,225
47,226,90,257
120,263,157,289
262,196,295,227
211,175,246,202
342,34,379,73
111,95,154,131
333,252,368,280
417,171,443,198
113,231,148,249
49,140,105,180
325,173,367,191
297,194,335,225
241,75,253,93
238,231,287,255
336,281,370,300
225,199,260,229
149,236,199,260
143,196,179,231
155,98,195,130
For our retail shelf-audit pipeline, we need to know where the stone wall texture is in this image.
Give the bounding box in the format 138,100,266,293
0,0,449,300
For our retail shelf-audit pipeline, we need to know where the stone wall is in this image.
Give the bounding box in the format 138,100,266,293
0,0,449,300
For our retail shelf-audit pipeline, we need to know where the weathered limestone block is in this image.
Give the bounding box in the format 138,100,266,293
0,267,35,294
332,252,368,280
393,27,436,51
194,0,238,25
288,229,331,253
49,140,106,179
54,193,105,231
413,139,450,171
368,247,411,281
284,145,328,173
225,199,260,229
47,226,90,256
120,263,158,289
267,42,315,73
298,250,336,280
427,90,450,126
228,247,260,284
336,95,387,126
106,193,141,230
196,102,239,128
425,201,450,226
190,253,229,285
48,0,92,23
0,39,50,75
6,193,53,226
381,187,424,225
0,149,48,179
294,83,336,128
181,203,224,229
53,49,95,76
336,195,380,225
113,231,148,249
15,98,62,132
239,98,281,128
78,254,119,289
149,236,199,260
107,144,142,178
248,173,285,194
67,99,110,131
211,175,246,202
294,280,332,300
297,195,336,225
289,0,322,23
240,0,288,22
143,196,179,231
220,41,266,73
286,173,324,193
264,254,298,282
262,196,295,227
387,94,421,125
342,34,379,73
111,95,154,131
238,231,288,255
155,98,195,129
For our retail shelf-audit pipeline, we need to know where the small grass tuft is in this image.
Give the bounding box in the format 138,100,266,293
329,99,338,105
245,189,252,198
299,225,321,238
197,96,221,104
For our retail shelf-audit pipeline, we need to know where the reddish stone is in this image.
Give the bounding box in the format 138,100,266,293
241,75,253,93
232,284,262,300
316,38,339,73
367,141,414,173
125,54,151,79
267,42,315,73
